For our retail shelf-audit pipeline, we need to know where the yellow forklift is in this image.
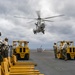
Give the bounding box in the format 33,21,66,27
12,40,30,60
55,41,75,60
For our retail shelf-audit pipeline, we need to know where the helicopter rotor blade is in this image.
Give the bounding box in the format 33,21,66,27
14,15,27,18
43,14,64,19
14,15,38,20
36,11,41,19
43,20,54,22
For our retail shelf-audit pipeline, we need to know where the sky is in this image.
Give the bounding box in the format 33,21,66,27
0,0,75,49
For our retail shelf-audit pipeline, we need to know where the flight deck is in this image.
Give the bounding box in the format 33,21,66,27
27,50,75,75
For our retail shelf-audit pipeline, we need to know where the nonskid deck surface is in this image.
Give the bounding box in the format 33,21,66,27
18,50,75,75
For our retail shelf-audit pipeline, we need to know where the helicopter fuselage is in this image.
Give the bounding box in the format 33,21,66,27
33,22,45,34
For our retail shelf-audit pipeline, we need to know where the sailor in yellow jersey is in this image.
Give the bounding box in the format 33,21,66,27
61,41,67,60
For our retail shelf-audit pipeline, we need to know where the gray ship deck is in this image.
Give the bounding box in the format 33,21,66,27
30,51,75,75
20,50,75,75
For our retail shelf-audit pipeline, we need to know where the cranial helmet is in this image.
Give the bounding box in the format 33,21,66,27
5,38,8,41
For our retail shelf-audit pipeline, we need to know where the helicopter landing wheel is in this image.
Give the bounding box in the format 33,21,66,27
42,31,45,34
33,31,36,34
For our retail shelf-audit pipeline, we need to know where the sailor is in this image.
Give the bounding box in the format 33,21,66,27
0,32,3,63
61,41,67,60
53,43,57,58
0,32,2,43
2,38,9,58
0,32,1,36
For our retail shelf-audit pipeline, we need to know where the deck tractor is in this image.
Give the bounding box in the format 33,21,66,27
55,41,75,60
12,40,30,60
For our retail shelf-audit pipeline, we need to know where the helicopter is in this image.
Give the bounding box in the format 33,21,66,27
33,20,46,34
14,11,64,34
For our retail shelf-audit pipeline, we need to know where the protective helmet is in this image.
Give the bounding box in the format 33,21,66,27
5,38,8,41
54,43,56,44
